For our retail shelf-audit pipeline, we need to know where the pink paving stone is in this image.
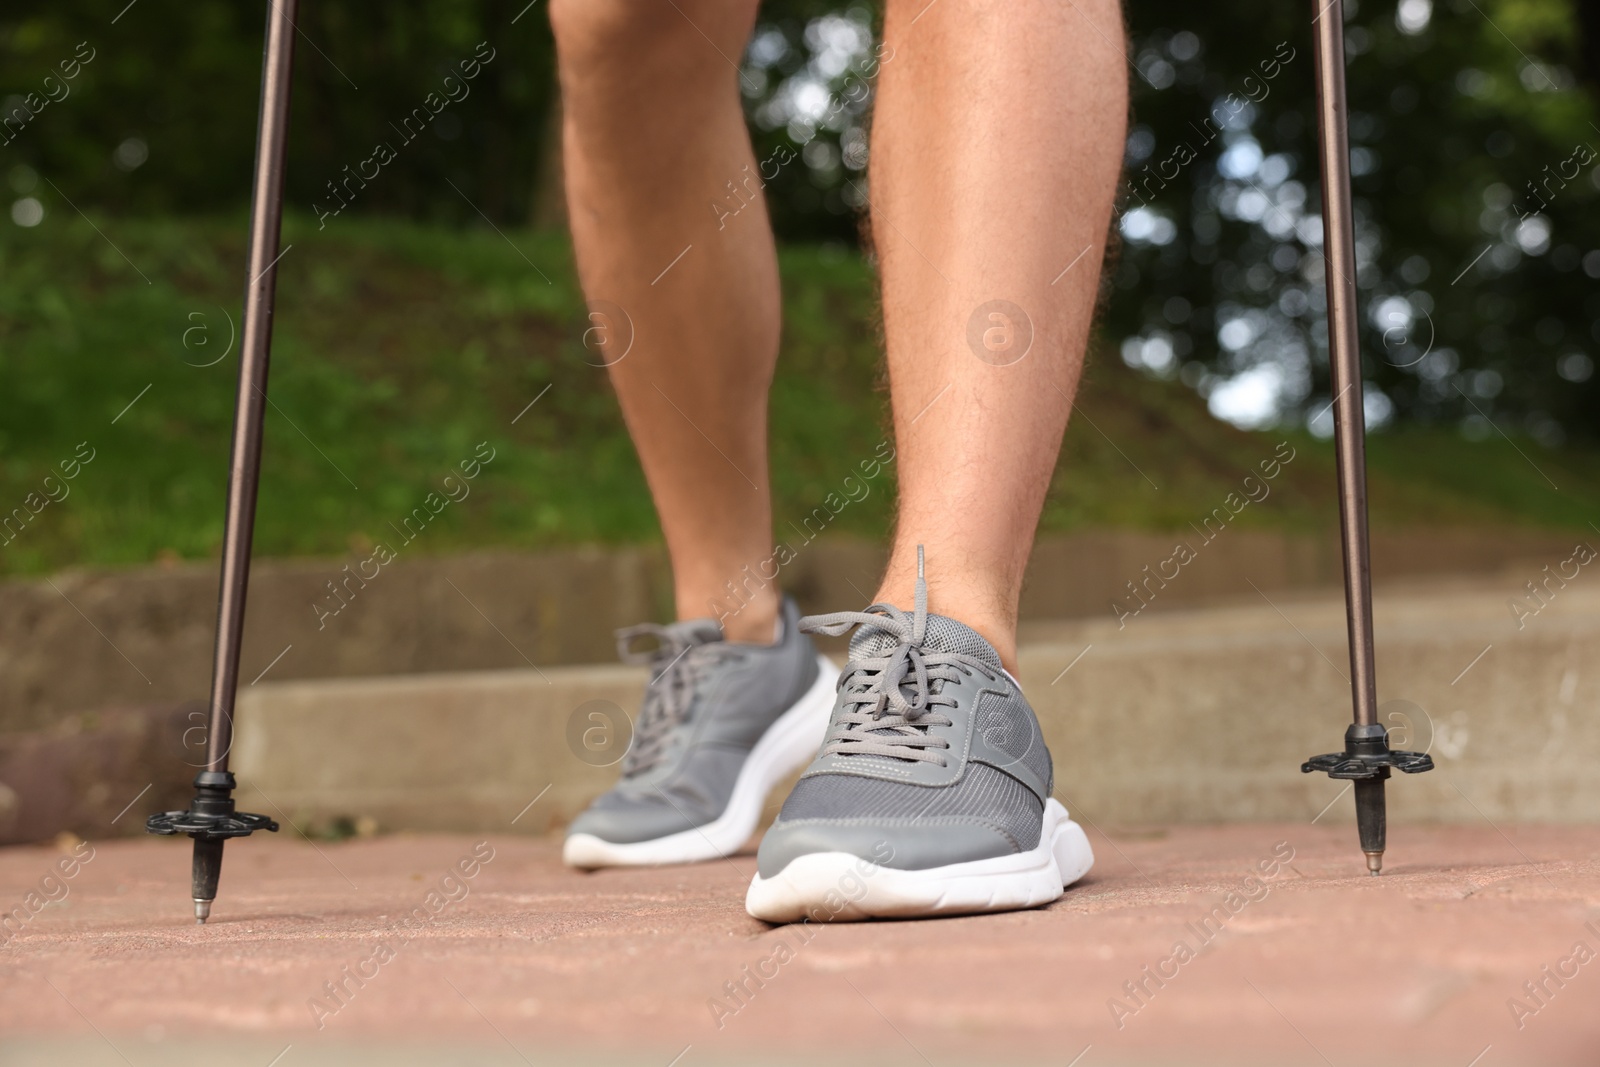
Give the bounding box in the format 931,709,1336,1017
1,823,1597,1066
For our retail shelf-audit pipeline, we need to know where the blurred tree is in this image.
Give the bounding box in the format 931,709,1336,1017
2,0,1597,441
0,0,850,231
1107,0,1600,444
735,0,1600,444
0,0,557,226
736,0,885,244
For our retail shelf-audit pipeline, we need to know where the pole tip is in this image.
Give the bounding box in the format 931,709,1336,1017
194,899,212,924
1364,851,1383,876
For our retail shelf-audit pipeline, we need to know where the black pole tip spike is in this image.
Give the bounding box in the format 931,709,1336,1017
1303,724,1432,875
146,771,278,923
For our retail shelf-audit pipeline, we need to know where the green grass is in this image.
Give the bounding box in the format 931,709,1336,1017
1,213,1596,579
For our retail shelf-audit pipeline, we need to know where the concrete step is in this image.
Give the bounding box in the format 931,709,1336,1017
233,575,1600,833
8,527,1584,735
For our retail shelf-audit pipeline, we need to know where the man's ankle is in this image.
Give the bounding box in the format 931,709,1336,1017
706,592,781,645
943,616,1019,675
867,588,1018,673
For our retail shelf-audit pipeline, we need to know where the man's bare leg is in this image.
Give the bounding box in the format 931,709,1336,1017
551,0,779,642
747,6,1127,918
869,0,1128,671
556,0,852,873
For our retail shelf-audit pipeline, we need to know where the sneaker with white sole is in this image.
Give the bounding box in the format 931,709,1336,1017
563,596,838,868
746,550,1093,921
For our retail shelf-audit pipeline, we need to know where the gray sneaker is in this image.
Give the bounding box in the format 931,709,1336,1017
746,551,1093,921
563,596,838,868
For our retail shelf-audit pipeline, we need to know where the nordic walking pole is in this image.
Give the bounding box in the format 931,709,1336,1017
1300,0,1431,874
145,0,297,921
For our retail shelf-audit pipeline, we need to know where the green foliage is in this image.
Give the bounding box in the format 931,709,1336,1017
1,0,557,224
0,214,891,575
2,216,1595,578
1110,0,1600,440
4,0,1600,494
735,3,883,243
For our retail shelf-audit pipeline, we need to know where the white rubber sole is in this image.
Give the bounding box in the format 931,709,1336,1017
744,797,1094,922
563,654,839,868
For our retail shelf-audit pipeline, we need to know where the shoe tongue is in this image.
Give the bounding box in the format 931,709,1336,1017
847,608,1002,670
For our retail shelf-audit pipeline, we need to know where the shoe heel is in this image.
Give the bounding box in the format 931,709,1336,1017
1049,804,1095,887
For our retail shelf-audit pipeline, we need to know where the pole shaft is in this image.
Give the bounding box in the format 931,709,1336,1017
206,0,299,770
1310,0,1378,728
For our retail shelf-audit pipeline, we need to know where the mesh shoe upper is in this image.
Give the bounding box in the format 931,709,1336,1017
567,598,819,845
757,554,1054,878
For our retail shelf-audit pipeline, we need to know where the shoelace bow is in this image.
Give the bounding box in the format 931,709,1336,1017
615,622,730,776
799,547,998,766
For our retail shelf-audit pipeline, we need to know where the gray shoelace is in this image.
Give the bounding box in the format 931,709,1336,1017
615,621,728,777
799,547,998,766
